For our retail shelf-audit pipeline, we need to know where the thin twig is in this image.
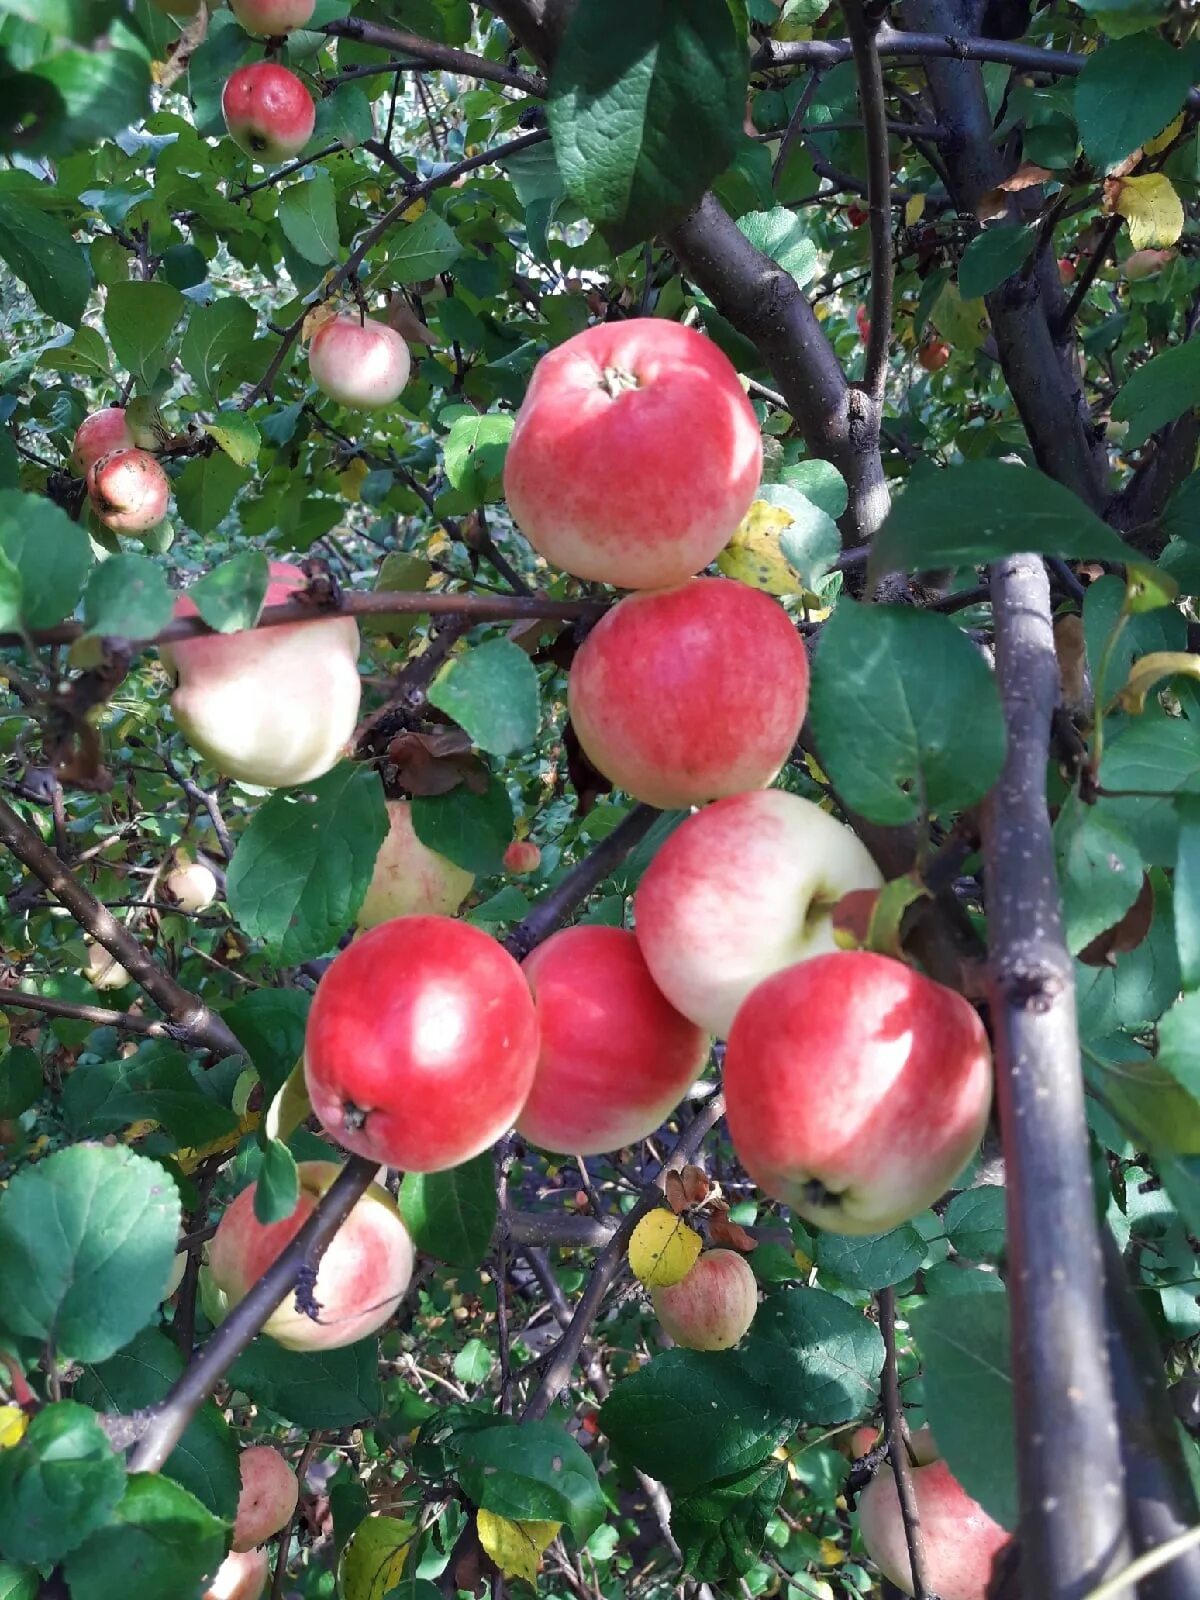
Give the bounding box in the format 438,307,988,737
845,1,894,404
878,1288,929,1600
321,17,547,97
270,1432,323,1600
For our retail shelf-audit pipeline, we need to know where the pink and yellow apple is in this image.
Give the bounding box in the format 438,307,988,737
71,407,135,477
161,561,361,789
518,926,708,1155
725,951,992,1234
503,840,541,876
229,0,316,33
222,64,315,165
634,790,883,1037
203,1548,269,1600
568,579,809,809
356,800,474,929
652,1249,758,1350
857,1428,1010,1600
165,861,219,912
503,319,762,590
304,917,540,1171
308,314,411,410
83,939,131,991
87,448,170,533
232,1446,298,1551
205,1161,414,1351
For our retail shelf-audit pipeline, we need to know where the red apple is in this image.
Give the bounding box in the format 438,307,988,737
568,578,809,809
161,561,361,789
222,64,315,165
725,951,993,1234
634,790,883,1037
1057,256,1076,286
503,319,762,589
857,1427,1010,1600
518,926,709,1155
229,0,316,33
165,861,219,912
848,204,869,228
1123,248,1175,281
87,448,170,533
308,314,411,410
203,1548,269,1600
205,1160,414,1351
503,840,541,876
71,407,134,477
856,305,870,344
918,339,950,373
304,917,540,1171
357,800,474,929
652,1248,758,1350
232,1445,298,1552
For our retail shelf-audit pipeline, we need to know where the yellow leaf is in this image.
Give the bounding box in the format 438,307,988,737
340,1516,416,1600
628,1209,702,1288
266,1060,311,1144
339,456,370,502
1145,115,1185,157
401,198,427,222
819,1538,845,1567
477,1509,561,1584
931,281,987,353
904,194,926,227
175,1111,260,1175
1105,173,1184,250
717,501,808,598
0,1407,28,1449
1114,652,1200,716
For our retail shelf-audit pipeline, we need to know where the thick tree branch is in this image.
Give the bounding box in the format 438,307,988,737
0,990,183,1042
981,555,1130,1599
0,797,240,1058
845,1,894,405
321,18,547,97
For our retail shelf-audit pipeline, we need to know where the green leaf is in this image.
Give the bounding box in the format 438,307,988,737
671,1457,787,1584
1054,791,1145,955
943,1187,1007,1262
1176,794,1200,991
38,326,111,383
1112,338,1200,450
227,763,389,965
0,195,91,327
61,1040,240,1145
203,412,261,468
868,462,1140,584
0,1402,126,1566
813,1225,926,1291
457,1421,605,1542
548,0,746,250
186,552,270,633
224,987,310,1105
0,1048,41,1119
228,1337,383,1429
442,412,514,502
1075,36,1191,174
32,45,151,161
428,639,540,757
453,1339,494,1386
957,224,1037,299
61,1474,226,1600
0,1144,180,1364
74,1328,239,1520
180,298,258,406
1099,717,1200,865
174,450,252,535
1077,871,1181,1033
909,1294,1017,1531
809,601,1006,825
736,207,819,286
0,489,92,629
104,281,186,386
0,1565,36,1600
255,1139,300,1225
766,485,840,587
1157,991,1200,1098
279,168,340,265
83,553,174,640
399,1153,497,1269
739,1285,885,1426
386,210,463,284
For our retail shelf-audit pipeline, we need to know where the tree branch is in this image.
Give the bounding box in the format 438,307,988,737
321,18,547,97
981,554,1130,1599
0,797,240,1058
845,1,894,405
878,1287,930,1600
0,989,184,1042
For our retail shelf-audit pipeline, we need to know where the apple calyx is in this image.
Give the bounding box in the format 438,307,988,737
599,365,640,398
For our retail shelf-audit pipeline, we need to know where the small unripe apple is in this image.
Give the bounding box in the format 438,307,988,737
83,939,132,991
71,407,134,477
305,917,540,1172
87,448,170,533
161,561,362,790
205,1160,414,1351
165,861,219,912
1123,248,1175,281
222,64,315,165
503,319,762,590
503,840,541,876
229,0,316,33
357,800,474,928
568,578,809,809
634,790,883,1037
1057,256,1076,285
308,314,411,410
203,1548,269,1600
652,1249,758,1350
518,926,709,1155
725,951,993,1234
857,1428,1010,1600
918,339,950,373
232,1446,299,1552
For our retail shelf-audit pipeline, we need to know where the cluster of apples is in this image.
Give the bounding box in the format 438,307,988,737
71,404,171,536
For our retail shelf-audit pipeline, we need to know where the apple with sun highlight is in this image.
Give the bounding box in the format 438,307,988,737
568,578,809,809
356,800,474,928
203,1549,269,1600
652,1249,758,1350
504,319,762,589
725,951,993,1235
518,926,708,1156
72,408,135,477
222,64,315,165
635,790,883,1037
308,314,411,410
87,449,170,533
165,860,219,913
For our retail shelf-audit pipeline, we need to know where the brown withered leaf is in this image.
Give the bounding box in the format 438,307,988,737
48,723,113,793
976,163,1053,221
383,292,440,348
708,1208,757,1253
830,887,882,951
1078,873,1155,966
1053,613,1090,717
680,1164,711,1206
664,1171,688,1214
387,729,489,797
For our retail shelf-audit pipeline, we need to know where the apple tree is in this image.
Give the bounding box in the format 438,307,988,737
0,2,1198,1599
